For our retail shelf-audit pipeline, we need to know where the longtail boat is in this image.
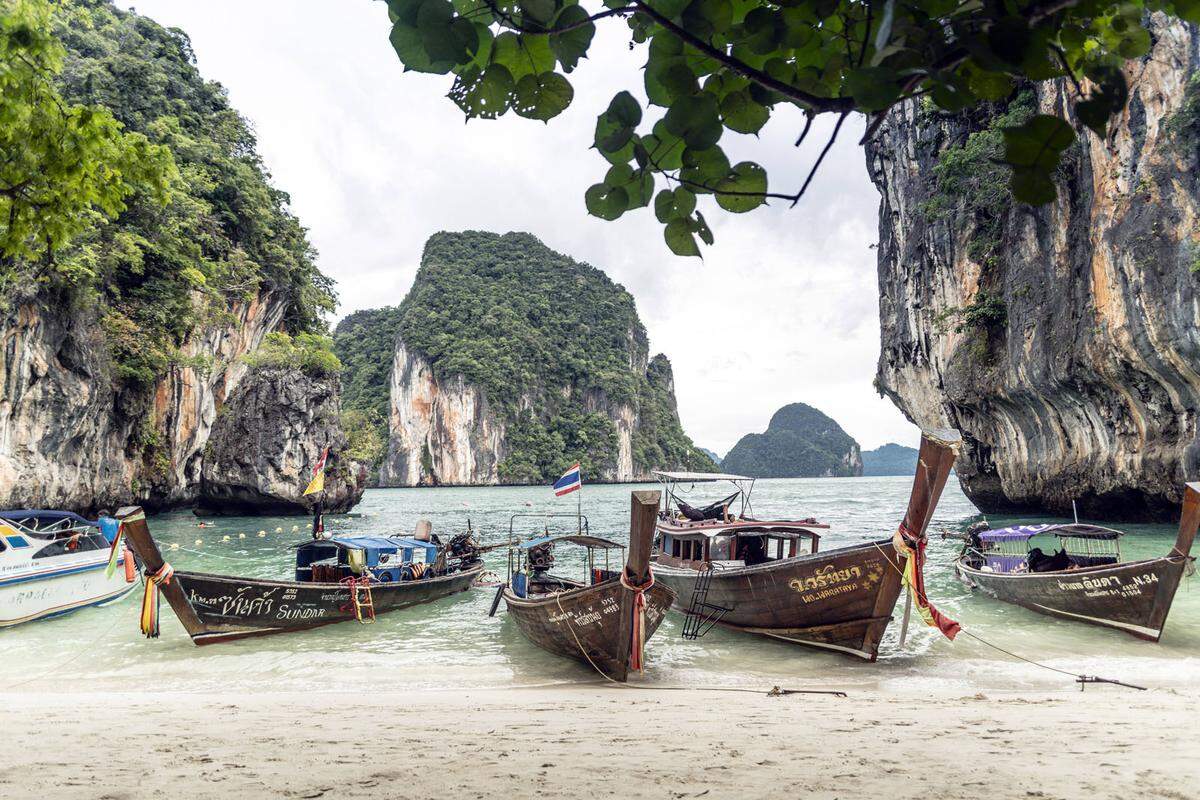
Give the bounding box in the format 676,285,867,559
116,506,484,644
0,510,139,627
954,483,1199,640
495,491,676,681
650,429,960,660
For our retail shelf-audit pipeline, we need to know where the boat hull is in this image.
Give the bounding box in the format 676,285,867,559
653,539,906,660
955,556,1190,640
172,563,485,644
504,579,676,682
0,556,138,628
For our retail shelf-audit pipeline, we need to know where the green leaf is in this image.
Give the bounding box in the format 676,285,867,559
550,5,595,72
844,67,900,112
519,0,557,24
607,91,642,126
681,0,733,39
654,187,697,222
513,72,574,120
664,218,701,256
719,89,768,134
663,93,722,149
1002,114,1075,170
679,145,730,192
714,161,767,213
642,125,687,170
449,63,515,118
585,182,629,220
693,209,714,245
1009,168,1057,205
491,32,555,81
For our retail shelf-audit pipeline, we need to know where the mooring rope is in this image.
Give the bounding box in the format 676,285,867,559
872,540,1146,690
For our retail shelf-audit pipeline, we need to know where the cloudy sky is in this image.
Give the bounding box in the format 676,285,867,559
122,0,917,454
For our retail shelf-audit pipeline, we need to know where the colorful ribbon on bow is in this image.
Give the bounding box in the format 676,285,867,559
893,524,960,640
620,571,654,673
140,563,174,638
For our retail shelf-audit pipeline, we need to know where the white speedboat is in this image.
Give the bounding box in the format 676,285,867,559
0,510,140,627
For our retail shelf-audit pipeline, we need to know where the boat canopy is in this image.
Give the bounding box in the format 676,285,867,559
0,509,97,528
664,524,818,540
652,470,752,482
978,523,1123,542
295,535,438,565
518,534,623,550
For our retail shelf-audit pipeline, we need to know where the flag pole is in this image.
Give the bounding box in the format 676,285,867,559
577,472,582,536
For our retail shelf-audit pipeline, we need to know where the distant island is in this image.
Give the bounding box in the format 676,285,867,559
861,443,920,476
699,447,723,466
721,403,862,478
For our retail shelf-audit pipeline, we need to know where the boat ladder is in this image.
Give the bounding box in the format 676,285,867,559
681,564,729,640
346,576,376,624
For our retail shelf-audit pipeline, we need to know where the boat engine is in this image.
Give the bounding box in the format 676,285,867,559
446,532,481,563
528,542,555,574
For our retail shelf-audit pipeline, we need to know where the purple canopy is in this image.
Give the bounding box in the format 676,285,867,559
978,523,1123,542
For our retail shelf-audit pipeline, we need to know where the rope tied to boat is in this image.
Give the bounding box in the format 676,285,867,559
620,571,655,673
140,563,174,638
890,526,961,640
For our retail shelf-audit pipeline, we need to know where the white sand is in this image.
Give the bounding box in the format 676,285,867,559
2,685,1195,799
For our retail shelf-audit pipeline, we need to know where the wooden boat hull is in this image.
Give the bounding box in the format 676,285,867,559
955,556,1190,641
168,564,485,645
504,579,676,682
653,539,906,660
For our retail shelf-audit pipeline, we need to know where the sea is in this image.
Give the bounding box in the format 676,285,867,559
4,477,1197,695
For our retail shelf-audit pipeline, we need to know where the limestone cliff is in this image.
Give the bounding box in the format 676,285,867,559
198,367,367,515
867,16,1200,521
0,290,284,513
373,231,714,486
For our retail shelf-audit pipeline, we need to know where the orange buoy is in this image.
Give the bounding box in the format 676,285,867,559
123,546,136,583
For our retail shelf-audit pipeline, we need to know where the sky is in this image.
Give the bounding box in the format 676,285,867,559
120,0,917,454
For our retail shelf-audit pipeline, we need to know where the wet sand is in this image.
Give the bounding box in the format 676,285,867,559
2,685,1194,799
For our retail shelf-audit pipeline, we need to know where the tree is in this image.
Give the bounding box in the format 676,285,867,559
380,0,1200,255
0,0,174,271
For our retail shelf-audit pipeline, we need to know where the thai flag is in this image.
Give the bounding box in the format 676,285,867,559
553,463,582,496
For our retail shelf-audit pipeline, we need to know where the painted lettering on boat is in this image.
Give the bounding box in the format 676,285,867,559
1054,573,1149,599
275,604,325,621
789,561,884,604
188,587,279,617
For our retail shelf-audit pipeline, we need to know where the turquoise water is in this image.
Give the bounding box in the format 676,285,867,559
3,477,1196,693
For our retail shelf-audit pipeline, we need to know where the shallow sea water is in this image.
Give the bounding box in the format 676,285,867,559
3,477,1196,694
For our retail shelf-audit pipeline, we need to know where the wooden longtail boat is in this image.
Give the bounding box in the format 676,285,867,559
954,483,1199,641
116,506,484,645
497,491,676,681
651,429,960,661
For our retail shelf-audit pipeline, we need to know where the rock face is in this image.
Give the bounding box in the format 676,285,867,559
0,290,286,514
721,403,863,478
198,367,367,515
867,17,1200,521
861,443,919,477
376,231,714,486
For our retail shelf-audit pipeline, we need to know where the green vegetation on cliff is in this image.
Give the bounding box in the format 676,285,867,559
391,230,714,482
333,306,403,423
2,0,334,387
721,403,862,479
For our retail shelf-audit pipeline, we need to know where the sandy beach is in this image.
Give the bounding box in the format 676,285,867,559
3,684,1195,800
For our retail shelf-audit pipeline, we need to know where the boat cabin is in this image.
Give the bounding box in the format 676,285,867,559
657,526,819,569
295,535,441,584
0,510,117,558
965,524,1123,574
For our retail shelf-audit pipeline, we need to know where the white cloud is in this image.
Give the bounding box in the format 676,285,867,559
120,0,917,452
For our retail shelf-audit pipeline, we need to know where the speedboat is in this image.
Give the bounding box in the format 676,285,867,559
0,509,139,627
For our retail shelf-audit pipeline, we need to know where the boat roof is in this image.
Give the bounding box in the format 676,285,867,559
295,535,437,552
661,521,821,539
979,523,1123,542
653,471,752,482
517,534,623,550
0,509,97,527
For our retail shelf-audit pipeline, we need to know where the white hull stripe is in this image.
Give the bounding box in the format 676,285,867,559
1030,603,1161,638
755,630,874,660
0,583,136,627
